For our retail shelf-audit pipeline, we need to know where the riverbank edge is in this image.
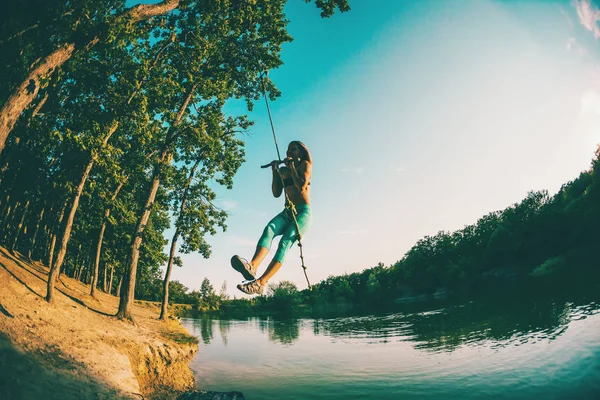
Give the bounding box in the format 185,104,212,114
0,246,201,399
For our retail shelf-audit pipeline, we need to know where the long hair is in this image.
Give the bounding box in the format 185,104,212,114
290,140,312,164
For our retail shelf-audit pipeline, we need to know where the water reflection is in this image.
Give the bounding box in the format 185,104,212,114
314,296,599,352
256,318,301,345
188,290,600,352
218,319,230,346
267,319,300,345
190,316,214,344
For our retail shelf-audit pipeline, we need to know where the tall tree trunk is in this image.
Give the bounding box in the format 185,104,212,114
46,160,94,302
160,228,180,320
46,202,65,268
77,254,83,282
0,45,75,154
0,0,180,155
109,265,115,294
117,84,195,320
10,199,30,251
102,262,109,292
91,180,125,297
76,263,85,281
86,248,95,284
160,158,200,320
117,149,171,319
28,207,45,259
91,221,107,295
46,122,118,302
47,227,58,269
116,275,122,298
73,244,83,280
42,225,50,257
85,265,91,283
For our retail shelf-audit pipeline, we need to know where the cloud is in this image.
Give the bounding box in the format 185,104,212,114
575,0,600,38
340,167,364,174
566,37,588,56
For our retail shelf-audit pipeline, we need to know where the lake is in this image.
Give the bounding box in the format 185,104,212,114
182,290,600,399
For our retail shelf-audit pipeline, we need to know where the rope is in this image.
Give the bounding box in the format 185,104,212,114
259,72,282,161
258,71,312,290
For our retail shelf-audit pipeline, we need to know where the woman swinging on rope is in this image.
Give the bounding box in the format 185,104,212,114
231,141,313,295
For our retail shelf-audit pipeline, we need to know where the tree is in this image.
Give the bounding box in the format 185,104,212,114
159,115,246,319
219,281,229,300
165,280,189,304
266,280,301,312
199,278,215,299
45,22,162,302
0,0,350,154
118,0,342,320
0,0,180,154
0,0,350,319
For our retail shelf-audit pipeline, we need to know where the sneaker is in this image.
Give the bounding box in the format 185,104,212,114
237,280,264,295
231,255,256,280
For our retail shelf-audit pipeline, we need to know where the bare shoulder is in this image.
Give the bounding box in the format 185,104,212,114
299,160,312,174
299,160,311,169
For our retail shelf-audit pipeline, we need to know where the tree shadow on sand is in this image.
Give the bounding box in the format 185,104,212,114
0,302,14,318
0,332,138,400
0,260,44,299
0,250,114,318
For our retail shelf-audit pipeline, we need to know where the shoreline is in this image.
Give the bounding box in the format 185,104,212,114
0,246,199,399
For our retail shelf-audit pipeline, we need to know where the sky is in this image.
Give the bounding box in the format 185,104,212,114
149,0,600,298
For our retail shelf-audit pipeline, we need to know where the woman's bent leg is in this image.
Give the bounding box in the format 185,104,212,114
272,206,312,264
256,259,283,286
252,210,290,270
258,206,312,286
250,246,269,270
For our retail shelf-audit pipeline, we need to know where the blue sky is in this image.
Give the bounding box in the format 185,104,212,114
148,0,600,297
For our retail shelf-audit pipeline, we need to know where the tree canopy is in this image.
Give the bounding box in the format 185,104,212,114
0,0,350,319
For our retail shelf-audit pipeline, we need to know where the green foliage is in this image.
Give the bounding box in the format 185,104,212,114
304,0,351,18
167,281,190,304
265,280,302,313
1,0,123,104
192,277,221,312
267,280,298,297
0,0,351,314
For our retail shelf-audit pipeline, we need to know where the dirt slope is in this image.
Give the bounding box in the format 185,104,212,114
0,246,198,400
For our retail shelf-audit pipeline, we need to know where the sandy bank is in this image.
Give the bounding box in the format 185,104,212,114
0,246,199,399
